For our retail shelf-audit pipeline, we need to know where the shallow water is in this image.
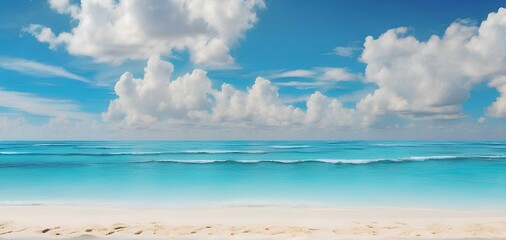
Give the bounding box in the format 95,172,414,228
0,141,505,209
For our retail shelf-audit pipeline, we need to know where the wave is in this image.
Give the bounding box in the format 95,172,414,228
0,151,22,155
134,158,385,165
32,143,74,147
133,155,506,165
2,155,505,168
0,150,267,156
369,143,421,147
182,150,266,154
74,146,130,149
270,145,311,149
231,159,375,164
135,159,228,164
323,155,506,163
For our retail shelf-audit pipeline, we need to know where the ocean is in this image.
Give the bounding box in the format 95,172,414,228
0,141,505,209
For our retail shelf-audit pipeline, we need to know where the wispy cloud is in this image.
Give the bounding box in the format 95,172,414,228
270,67,358,89
269,69,316,79
314,67,355,81
0,57,89,83
270,67,356,81
275,81,333,89
333,46,362,57
0,88,94,120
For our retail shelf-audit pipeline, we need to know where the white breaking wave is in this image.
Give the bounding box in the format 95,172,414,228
139,159,228,164
312,159,383,164
182,150,266,154
109,152,165,155
139,158,387,164
404,155,460,161
0,151,26,155
135,155,506,165
75,146,130,149
479,155,506,159
270,145,311,149
369,143,420,147
234,159,300,163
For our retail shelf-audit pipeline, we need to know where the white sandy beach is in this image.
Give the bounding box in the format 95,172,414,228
0,205,505,239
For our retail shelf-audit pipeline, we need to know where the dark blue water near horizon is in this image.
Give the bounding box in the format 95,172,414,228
0,140,505,209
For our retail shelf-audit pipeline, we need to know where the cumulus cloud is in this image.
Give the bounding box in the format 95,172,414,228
18,3,506,138
103,57,360,128
358,8,506,120
48,0,79,16
0,57,88,83
24,0,265,68
211,77,307,127
487,76,506,117
305,91,358,127
103,57,214,126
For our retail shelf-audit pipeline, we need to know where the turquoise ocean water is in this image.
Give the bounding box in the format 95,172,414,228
0,141,505,209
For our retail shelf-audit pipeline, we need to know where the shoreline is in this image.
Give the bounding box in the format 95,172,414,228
1,205,505,239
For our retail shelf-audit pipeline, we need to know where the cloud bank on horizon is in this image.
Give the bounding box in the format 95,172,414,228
1,0,506,139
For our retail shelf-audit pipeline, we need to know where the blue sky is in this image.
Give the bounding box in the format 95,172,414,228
1,0,506,140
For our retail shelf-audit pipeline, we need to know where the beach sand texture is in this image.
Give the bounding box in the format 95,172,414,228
1,206,505,239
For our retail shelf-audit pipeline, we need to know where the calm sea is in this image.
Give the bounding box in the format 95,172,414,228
0,141,505,209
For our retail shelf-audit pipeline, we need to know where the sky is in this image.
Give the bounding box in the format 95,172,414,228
1,0,506,140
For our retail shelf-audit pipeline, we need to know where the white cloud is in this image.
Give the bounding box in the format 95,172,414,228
487,76,506,117
48,0,79,16
271,67,355,81
24,0,265,68
0,116,106,140
466,9,506,78
103,57,360,129
279,95,310,104
275,81,331,89
0,57,88,83
103,56,214,126
358,8,506,120
315,67,355,81
0,116,29,134
13,4,506,139
211,77,306,127
270,67,357,89
4,114,506,140
270,69,315,79
0,88,93,120
338,87,377,104
333,46,359,57
305,91,359,127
